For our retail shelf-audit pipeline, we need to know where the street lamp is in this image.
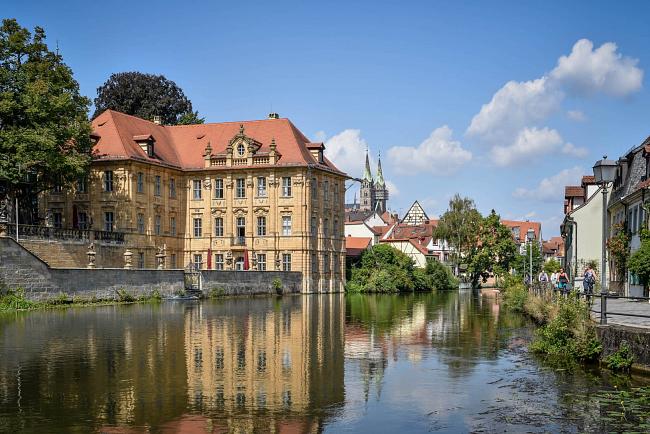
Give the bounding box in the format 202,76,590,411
593,155,618,295
527,228,535,285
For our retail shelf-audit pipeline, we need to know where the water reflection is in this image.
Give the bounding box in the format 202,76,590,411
1,291,650,433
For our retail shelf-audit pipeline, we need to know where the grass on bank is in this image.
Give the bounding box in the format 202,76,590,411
500,278,602,365
0,287,163,312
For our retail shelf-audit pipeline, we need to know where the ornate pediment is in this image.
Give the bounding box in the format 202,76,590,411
229,124,262,157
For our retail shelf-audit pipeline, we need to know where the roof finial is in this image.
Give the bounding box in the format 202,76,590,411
239,124,245,135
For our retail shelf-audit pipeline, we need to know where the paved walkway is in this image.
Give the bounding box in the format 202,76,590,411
590,297,650,328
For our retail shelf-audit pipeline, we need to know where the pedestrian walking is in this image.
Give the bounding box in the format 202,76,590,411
558,268,570,296
583,265,596,304
538,270,550,295
550,271,559,293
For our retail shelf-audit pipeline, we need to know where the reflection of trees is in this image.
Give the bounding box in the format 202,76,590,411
0,295,346,433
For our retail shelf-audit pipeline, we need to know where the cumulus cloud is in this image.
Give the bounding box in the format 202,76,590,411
561,142,589,158
324,129,369,176
491,127,563,167
567,110,587,122
513,166,584,202
466,77,562,145
467,38,642,167
386,180,400,197
388,126,472,175
551,39,643,97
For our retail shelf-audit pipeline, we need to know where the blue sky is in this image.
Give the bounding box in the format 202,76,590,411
6,0,650,236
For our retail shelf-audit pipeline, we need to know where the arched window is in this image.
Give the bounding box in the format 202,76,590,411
237,143,245,156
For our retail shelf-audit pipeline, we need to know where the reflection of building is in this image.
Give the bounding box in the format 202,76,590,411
184,295,345,430
40,110,346,292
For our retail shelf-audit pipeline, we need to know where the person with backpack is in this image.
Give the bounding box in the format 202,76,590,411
583,266,596,303
558,268,570,296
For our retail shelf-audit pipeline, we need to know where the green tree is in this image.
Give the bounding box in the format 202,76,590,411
0,19,92,222
628,238,650,292
424,258,458,291
467,210,518,287
93,72,203,125
512,241,543,278
543,258,562,274
434,194,482,274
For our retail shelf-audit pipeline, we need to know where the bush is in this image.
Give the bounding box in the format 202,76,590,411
149,289,162,301
272,278,283,295
0,288,35,311
424,259,458,291
502,281,528,312
208,287,225,299
346,244,419,293
116,288,135,303
604,342,634,372
530,296,601,363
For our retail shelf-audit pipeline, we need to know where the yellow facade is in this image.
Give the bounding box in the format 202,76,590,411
41,125,346,293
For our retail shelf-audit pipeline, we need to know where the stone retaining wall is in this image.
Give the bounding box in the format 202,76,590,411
0,237,303,300
597,324,650,369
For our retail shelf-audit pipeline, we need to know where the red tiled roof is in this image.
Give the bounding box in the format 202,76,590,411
564,186,584,197
345,236,372,257
501,220,541,242
91,110,345,174
581,176,596,186
388,222,436,240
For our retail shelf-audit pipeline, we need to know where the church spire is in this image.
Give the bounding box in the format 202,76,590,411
375,152,385,187
362,148,373,182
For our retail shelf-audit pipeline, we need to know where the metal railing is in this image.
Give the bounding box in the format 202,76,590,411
528,282,650,325
231,235,246,246
5,223,125,244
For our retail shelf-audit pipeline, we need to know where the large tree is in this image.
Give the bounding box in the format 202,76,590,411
0,18,92,223
93,72,204,125
468,210,518,287
433,194,482,274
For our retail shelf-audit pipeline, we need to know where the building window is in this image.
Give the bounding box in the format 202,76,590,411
154,175,162,196
282,253,291,271
169,178,176,198
236,216,246,239
137,213,145,234
214,217,224,237
193,254,202,270
333,254,339,275
235,257,245,271
257,216,266,236
257,177,267,197
53,212,62,228
104,171,114,192
282,216,292,236
311,177,317,200
193,180,202,200
77,177,87,194
137,172,144,193
311,215,317,236
282,177,292,197
333,218,338,237
193,217,202,237
312,253,318,273
78,212,88,230
324,180,329,202
170,217,176,236
237,142,245,156
214,178,224,199
257,253,266,271
334,183,339,203
170,253,176,268
104,211,114,232
236,178,245,198
138,252,145,268
215,254,224,270
324,253,330,273
155,215,161,235
323,218,329,237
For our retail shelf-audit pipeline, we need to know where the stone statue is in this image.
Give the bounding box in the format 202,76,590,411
87,242,96,269
155,245,166,270
123,249,133,269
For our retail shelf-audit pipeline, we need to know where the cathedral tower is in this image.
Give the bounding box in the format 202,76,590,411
374,153,388,214
359,149,375,212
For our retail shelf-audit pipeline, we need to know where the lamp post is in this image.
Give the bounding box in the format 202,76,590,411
593,155,618,296
527,228,535,287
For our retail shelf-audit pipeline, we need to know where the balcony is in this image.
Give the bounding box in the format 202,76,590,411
231,236,246,246
5,224,125,245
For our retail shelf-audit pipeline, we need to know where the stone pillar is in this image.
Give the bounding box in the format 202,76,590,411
87,242,96,269
124,249,133,269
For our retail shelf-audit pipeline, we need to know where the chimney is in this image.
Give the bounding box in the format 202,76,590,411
153,115,162,125
268,112,279,119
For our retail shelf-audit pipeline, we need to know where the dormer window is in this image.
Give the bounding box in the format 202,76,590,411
237,143,245,156
133,134,155,158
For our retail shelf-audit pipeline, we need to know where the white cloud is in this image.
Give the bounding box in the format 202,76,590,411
561,142,589,158
466,77,562,145
491,127,563,167
513,166,584,202
313,130,327,142
567,110,587,122
324,129,369,176
388,126,472,175
551,39,643,97
386,180,400,197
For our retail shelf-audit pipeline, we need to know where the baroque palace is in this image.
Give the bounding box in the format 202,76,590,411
41,110,347,292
